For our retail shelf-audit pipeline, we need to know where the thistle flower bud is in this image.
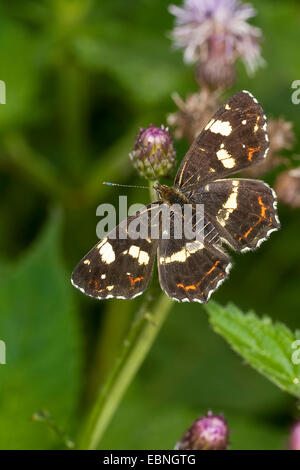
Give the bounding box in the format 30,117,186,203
129,125,176,180
289,421,300,450
274,168,300,209
175,412,229,450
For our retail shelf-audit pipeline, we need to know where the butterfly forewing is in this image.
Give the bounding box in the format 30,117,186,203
175,90,269,190
71,204,161,299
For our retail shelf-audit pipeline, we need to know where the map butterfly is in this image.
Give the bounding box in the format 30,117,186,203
71,91,280,303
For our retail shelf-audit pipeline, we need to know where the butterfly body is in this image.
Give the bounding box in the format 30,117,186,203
72,91,280,303
155,184,190,205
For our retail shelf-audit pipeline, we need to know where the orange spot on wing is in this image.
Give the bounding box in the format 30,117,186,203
258,196,267,218
206,260,220,276
238,196,269,241
177,283,196,291
242,225,255,239
88,279,99,290
176,260,221,292
128,275,144,290
247,146,261,162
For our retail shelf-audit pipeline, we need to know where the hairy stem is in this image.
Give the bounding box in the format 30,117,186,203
78,293,172,449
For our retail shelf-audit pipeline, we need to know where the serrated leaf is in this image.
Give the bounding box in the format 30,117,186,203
0,211,81,449
204,301,300,398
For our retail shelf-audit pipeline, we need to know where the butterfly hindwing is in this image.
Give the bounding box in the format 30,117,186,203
192,178,280,252
71,204,161,299
175,90,269,189
158,235,231,303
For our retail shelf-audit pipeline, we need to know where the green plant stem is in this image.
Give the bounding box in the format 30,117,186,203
58,62,88,178
78,293,173,449
86,300,133,405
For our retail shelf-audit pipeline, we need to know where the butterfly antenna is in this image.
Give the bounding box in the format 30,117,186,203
103,182,149,190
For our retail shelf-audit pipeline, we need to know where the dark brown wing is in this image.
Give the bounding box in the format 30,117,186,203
192,178,280,252
158,236,231,303
157,211,231,303
71,203,162,299
175,90,269,190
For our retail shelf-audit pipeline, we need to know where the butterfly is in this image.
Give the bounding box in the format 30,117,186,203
71,90,280,303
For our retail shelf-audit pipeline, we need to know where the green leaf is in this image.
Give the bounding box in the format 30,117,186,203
0,10,42,129
0,211,81,449
204,301,300,398
98,302,291,450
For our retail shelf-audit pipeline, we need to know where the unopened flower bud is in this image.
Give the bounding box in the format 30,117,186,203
175,412,229,450
129,125,176,180
289,421,300,450
275,168,300,208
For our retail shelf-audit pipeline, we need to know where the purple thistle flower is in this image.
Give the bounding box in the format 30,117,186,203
169,0,264,88
175,412,230,450
129,125,176,180
289,421,300,450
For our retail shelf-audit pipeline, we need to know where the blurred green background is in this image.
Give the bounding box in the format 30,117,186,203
0,0,299,450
